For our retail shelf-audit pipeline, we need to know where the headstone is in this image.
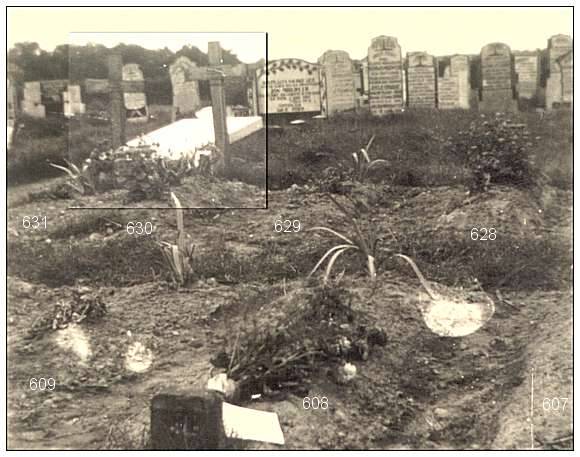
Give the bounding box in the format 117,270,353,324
406,52,436,108
8,79,17,121
22,81,46,118
150,391,226,450
367,36,404,115
437,66,460,110
169,56,202,120
480,42,516,112
546,34,573,109
437,55,471,110
257,59,322,114
559,52,573,104
318,50,356,116
63,85,86,117
514,52,540,101
122,63,148,122
8,79,17,148
450,55,471,109
548,34,573,69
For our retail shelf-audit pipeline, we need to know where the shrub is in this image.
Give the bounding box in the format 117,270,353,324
445,113,541,193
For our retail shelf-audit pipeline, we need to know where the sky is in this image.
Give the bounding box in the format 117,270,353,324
8,7,573,62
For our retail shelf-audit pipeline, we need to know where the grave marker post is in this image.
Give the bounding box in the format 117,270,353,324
208,42,229,173
107,53,126,149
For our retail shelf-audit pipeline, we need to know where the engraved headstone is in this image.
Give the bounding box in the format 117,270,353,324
367,36,404,115
548,34,573,70
169,56,202,120
546,34,573,109
406,52,436,108
22,81,46,118
437,65,460,110
437,55,471,110
450,55,471,109
122,63,148,122
319,50,356,116
480,43,516,112
514,52,540,101
257,59,322,114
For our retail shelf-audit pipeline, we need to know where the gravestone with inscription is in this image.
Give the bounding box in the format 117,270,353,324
437,66,460,110
480,43,516,112
450,55,471,109
169,56,202,121
22,81,46,118
437,55,471,110
406,52,436,108
123,63,148,122
367,36,404,115
257,59,322,114
318,50,356,116
546,34,572,109
513,52,540,102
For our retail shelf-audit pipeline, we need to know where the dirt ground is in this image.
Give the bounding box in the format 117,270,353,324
6,179,572,450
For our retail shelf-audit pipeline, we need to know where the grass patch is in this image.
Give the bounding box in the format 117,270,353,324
267,109,571,191
7,237,166,287
8,106,173,186
384,231,571,291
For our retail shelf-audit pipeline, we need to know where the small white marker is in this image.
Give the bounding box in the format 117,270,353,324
530,367,535,450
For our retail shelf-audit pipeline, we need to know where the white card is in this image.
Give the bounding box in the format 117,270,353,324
222,402,285,445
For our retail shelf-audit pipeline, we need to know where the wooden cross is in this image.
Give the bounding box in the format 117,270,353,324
186,42,262,173
108,43,261,174
107,53,126,149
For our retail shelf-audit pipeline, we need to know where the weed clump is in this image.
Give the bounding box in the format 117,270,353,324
212,285,387,400
28,286,107,338
445,113,541,193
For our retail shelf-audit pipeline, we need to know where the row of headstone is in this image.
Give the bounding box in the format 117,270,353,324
19,63,149,120
258,33,571,116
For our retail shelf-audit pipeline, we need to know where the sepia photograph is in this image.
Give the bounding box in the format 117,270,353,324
4,4,574,451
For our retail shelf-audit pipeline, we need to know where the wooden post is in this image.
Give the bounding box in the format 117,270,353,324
107,53,126,149
208,42,229,174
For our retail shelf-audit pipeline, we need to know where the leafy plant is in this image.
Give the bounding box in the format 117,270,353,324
113,142,197,201
49,159,96,195
445,113,540,193
156,192,195,286
351,134,388,182
308,194,378,283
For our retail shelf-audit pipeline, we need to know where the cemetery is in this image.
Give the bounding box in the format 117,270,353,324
7,32,572,450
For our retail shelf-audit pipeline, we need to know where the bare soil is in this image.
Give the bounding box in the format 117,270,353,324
7,181,572,450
